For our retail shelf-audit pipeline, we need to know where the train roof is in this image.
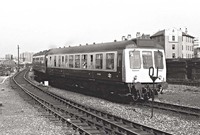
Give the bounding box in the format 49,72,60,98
33,50,49,57
47,38,163,55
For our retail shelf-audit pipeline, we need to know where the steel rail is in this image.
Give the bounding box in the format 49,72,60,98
20,69,172,135
140,101,200,117
13,70,94,135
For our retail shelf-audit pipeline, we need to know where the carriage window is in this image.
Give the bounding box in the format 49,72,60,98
65,55,68,67
36,58,39,63
58,56,61,67
48,56,51,67
69,55,74,68
40,57,44,64
106,53,115,70
142,51,153,69
129,51,141,69
81,54,87,69
33,58,35,63
154,51,164,69
96,54,103,69
75,55,80,68
54,56,56,67
62,56,64,63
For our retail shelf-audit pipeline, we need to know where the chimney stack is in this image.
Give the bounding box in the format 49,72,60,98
127,34,131,40
136,32,141,38
185,28,188,34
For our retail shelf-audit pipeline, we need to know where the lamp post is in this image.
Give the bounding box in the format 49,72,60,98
17,45,19,72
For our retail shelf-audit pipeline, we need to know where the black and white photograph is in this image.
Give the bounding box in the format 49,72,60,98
0,0,200,134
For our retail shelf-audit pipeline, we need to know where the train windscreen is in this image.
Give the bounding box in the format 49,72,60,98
142,51,153,69
154,51,164,69
129,51,141,69
129,50,164,69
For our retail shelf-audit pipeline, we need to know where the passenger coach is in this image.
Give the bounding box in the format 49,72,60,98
33,38,168,101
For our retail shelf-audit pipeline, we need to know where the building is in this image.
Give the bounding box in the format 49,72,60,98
20,52,34,63
151,28,195,59
5,54,13,60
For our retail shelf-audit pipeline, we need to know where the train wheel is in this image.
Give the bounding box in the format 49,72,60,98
132,92,140,101
154,89,158,95
143,93,150,101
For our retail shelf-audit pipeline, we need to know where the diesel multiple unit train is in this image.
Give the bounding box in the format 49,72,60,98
32,38,168,101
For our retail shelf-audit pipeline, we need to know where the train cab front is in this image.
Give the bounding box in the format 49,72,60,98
124,48,168,101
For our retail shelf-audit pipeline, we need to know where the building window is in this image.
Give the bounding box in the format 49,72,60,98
172,44,175,50
172,36,175,41
172,53,175,58
182,45,183,50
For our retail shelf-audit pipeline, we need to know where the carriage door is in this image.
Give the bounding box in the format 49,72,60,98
89,54,94,78
45,55,48,73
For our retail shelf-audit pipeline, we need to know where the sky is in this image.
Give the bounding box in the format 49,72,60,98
0,0,200,58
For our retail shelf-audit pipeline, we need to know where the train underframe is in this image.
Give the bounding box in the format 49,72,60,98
33,71,166,102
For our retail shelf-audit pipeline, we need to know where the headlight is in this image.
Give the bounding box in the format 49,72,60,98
134,75,137,80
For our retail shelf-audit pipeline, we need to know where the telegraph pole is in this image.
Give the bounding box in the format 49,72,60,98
17,45,19,72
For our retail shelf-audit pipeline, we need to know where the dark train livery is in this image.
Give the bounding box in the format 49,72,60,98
32,38,168,101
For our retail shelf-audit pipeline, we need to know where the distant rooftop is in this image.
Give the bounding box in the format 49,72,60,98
151,29,194,38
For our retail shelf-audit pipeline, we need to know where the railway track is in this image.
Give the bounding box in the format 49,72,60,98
168,80,200,87
139,101,200,117
12,68,172,135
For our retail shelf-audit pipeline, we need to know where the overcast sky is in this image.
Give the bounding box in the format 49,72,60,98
0,0,200,58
